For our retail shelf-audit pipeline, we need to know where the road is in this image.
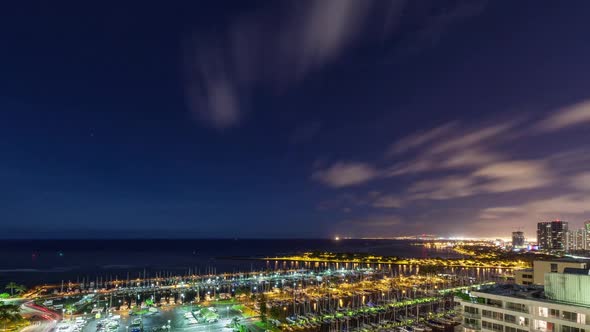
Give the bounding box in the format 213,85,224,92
20,301,61,332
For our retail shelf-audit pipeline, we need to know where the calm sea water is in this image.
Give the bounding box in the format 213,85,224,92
0,239,457,286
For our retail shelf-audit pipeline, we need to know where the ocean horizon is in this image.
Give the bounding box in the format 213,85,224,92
0,239,458,286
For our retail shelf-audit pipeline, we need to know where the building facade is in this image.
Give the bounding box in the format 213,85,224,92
457,286,590,332
566,229,586,253
512,231,525,249
585,221,590,250
513,260,587,286
531,260,587,285
514,269,534,286
545,271,590,306
538,221,568,252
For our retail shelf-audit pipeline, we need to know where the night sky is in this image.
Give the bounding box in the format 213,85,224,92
2,1,590,239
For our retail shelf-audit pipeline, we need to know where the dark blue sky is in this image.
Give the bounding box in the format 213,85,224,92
3,1,590,239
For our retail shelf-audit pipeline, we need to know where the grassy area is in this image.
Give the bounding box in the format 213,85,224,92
197,309,219,320
454,292,472,301
212,298,237,305
454,291,485,304
130,309,150,315
231,304,245,311
254,321,280,332
242,306,257,318
230,304,257,318
0,320,30,332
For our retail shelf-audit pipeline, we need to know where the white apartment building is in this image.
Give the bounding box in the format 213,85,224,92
456,283,590,332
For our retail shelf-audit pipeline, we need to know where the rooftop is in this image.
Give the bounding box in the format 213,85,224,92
563,268,590,275
535,257,589,263
470,283,590,309
475,284,544,299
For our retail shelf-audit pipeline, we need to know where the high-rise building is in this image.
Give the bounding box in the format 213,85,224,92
566,229,586,252
512,231,525,248
537,220,568,251
575,229,584,251
585,220,590,250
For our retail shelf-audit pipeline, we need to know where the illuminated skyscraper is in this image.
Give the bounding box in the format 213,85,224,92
566,228,586,252
585,220,590,250
537,220,568,251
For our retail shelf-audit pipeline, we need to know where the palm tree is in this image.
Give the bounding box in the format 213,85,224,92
13,285,26,296
4,283,17,297
0,303,22,330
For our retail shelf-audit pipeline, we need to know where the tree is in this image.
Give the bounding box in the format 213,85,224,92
235,287,251,298
14,285,26,296
4,283,18,297
269,305,282,321
257,293,267,323
0,303,23,330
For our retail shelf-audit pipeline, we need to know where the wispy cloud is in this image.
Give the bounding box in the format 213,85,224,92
314,99,590,226
387,121,516,176
312,162,379,188
478,206,522,220
479,193,590,222
184,0,406,129
388,122,457,155
408,176,479,200
372,195,403,208
569,172,590,191
404,160,552,201
184,0,490,129
184,47,241,129
339,214,403,235
526,194,590,215
428,122,516,154
536,100,590,132
312,120,528,191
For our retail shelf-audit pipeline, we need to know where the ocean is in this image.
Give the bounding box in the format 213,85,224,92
0,239,457,286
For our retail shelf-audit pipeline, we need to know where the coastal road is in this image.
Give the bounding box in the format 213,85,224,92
20,301,61,332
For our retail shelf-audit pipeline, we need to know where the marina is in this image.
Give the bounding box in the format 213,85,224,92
20,265,503,332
